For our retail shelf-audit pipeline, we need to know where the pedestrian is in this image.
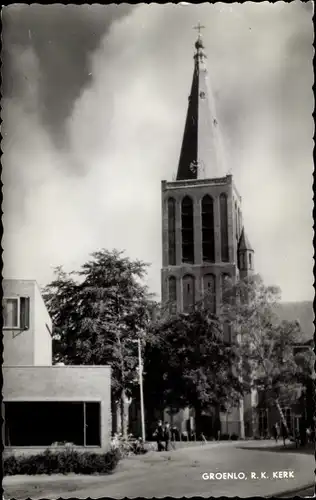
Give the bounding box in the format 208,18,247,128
272,423,279,443
281,421,287,446
153,420,165,451
306,427,311,443
295,429,300,448
299,420,307,447
164,422,171,451
171,425,177,442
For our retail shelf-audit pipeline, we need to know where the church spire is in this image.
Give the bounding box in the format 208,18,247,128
176,26,226,181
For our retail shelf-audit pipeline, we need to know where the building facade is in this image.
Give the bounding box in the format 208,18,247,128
3,279,112,454
160,32,255,438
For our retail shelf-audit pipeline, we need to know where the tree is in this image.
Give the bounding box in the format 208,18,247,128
220,274,304,435
144,309,243,437
42,249,154,438
294,348,315,432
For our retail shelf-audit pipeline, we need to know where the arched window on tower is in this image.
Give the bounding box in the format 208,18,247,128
181,196,194,264
202,195,215,263
168,276,177,314
220,193,229,262
235,202,238,241
182,274,195,313
203,273,216,314
249,253,252,269
168,198,176,265
239,252,245,270
238,207,242,237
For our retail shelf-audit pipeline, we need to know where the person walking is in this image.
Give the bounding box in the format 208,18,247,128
153,420,164,452
164,422,171,451
272,423,279,443
281,421,287,446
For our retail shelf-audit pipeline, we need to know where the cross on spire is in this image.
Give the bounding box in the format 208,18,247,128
193,22,205,35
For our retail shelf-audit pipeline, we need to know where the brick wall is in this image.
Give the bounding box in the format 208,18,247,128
3,365,112,453
161,175,240,312
33,282,52,365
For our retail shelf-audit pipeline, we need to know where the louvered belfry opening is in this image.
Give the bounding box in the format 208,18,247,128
220,193,229,262
181,196,194,264
202,195,215,263
168,197,176,265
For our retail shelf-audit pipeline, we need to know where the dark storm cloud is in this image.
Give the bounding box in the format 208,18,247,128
2,4,134,147
2,3,313,302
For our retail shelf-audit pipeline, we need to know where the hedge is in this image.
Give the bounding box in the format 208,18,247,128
4,447,121,476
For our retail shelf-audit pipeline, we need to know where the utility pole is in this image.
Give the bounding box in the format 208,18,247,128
130,337,146,442
138,337,146,442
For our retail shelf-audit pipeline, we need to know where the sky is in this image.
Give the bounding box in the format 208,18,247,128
2,2,314,302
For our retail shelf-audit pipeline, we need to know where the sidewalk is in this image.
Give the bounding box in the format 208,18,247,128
3,440,314,499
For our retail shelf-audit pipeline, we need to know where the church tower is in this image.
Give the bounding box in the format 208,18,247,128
161,29,251,317
160,27,256,438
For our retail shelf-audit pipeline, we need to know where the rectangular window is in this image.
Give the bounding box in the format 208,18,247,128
3,298,19,328
4,402,101,447
3,297,30,329
85,402,101,446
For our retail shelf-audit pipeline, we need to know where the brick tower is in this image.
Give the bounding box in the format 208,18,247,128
160,28,255,437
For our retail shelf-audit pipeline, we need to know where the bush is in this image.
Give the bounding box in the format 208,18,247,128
220,434,230,440
110,433,147,457
230,433,239,441
4,447,121,476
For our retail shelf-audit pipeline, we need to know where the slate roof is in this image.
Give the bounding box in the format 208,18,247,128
176,34,226,181
238,227,254,252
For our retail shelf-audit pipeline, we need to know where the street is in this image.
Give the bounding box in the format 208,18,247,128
277,485,315,498
4,440,314,499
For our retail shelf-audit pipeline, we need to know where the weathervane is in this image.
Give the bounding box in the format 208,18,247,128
193,22,205,35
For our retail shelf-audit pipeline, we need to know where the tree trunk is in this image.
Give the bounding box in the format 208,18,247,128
239,397,245,439
120,389,129,439
194,404,203,439
275,398,290,435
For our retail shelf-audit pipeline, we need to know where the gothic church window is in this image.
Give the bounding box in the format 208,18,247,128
203,274,216,314
168,276,177,314
249,253,252,269
220,193,229,262
181,196,194,264
168,198,176,265
201,195,215,263
182,275,195,313
239,253,245,270
238,208,241,237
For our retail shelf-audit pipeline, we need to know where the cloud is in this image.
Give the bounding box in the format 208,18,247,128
2,3,314,301
2,4,134,152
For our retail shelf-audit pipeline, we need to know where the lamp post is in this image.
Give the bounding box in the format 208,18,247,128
138,337,146,442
